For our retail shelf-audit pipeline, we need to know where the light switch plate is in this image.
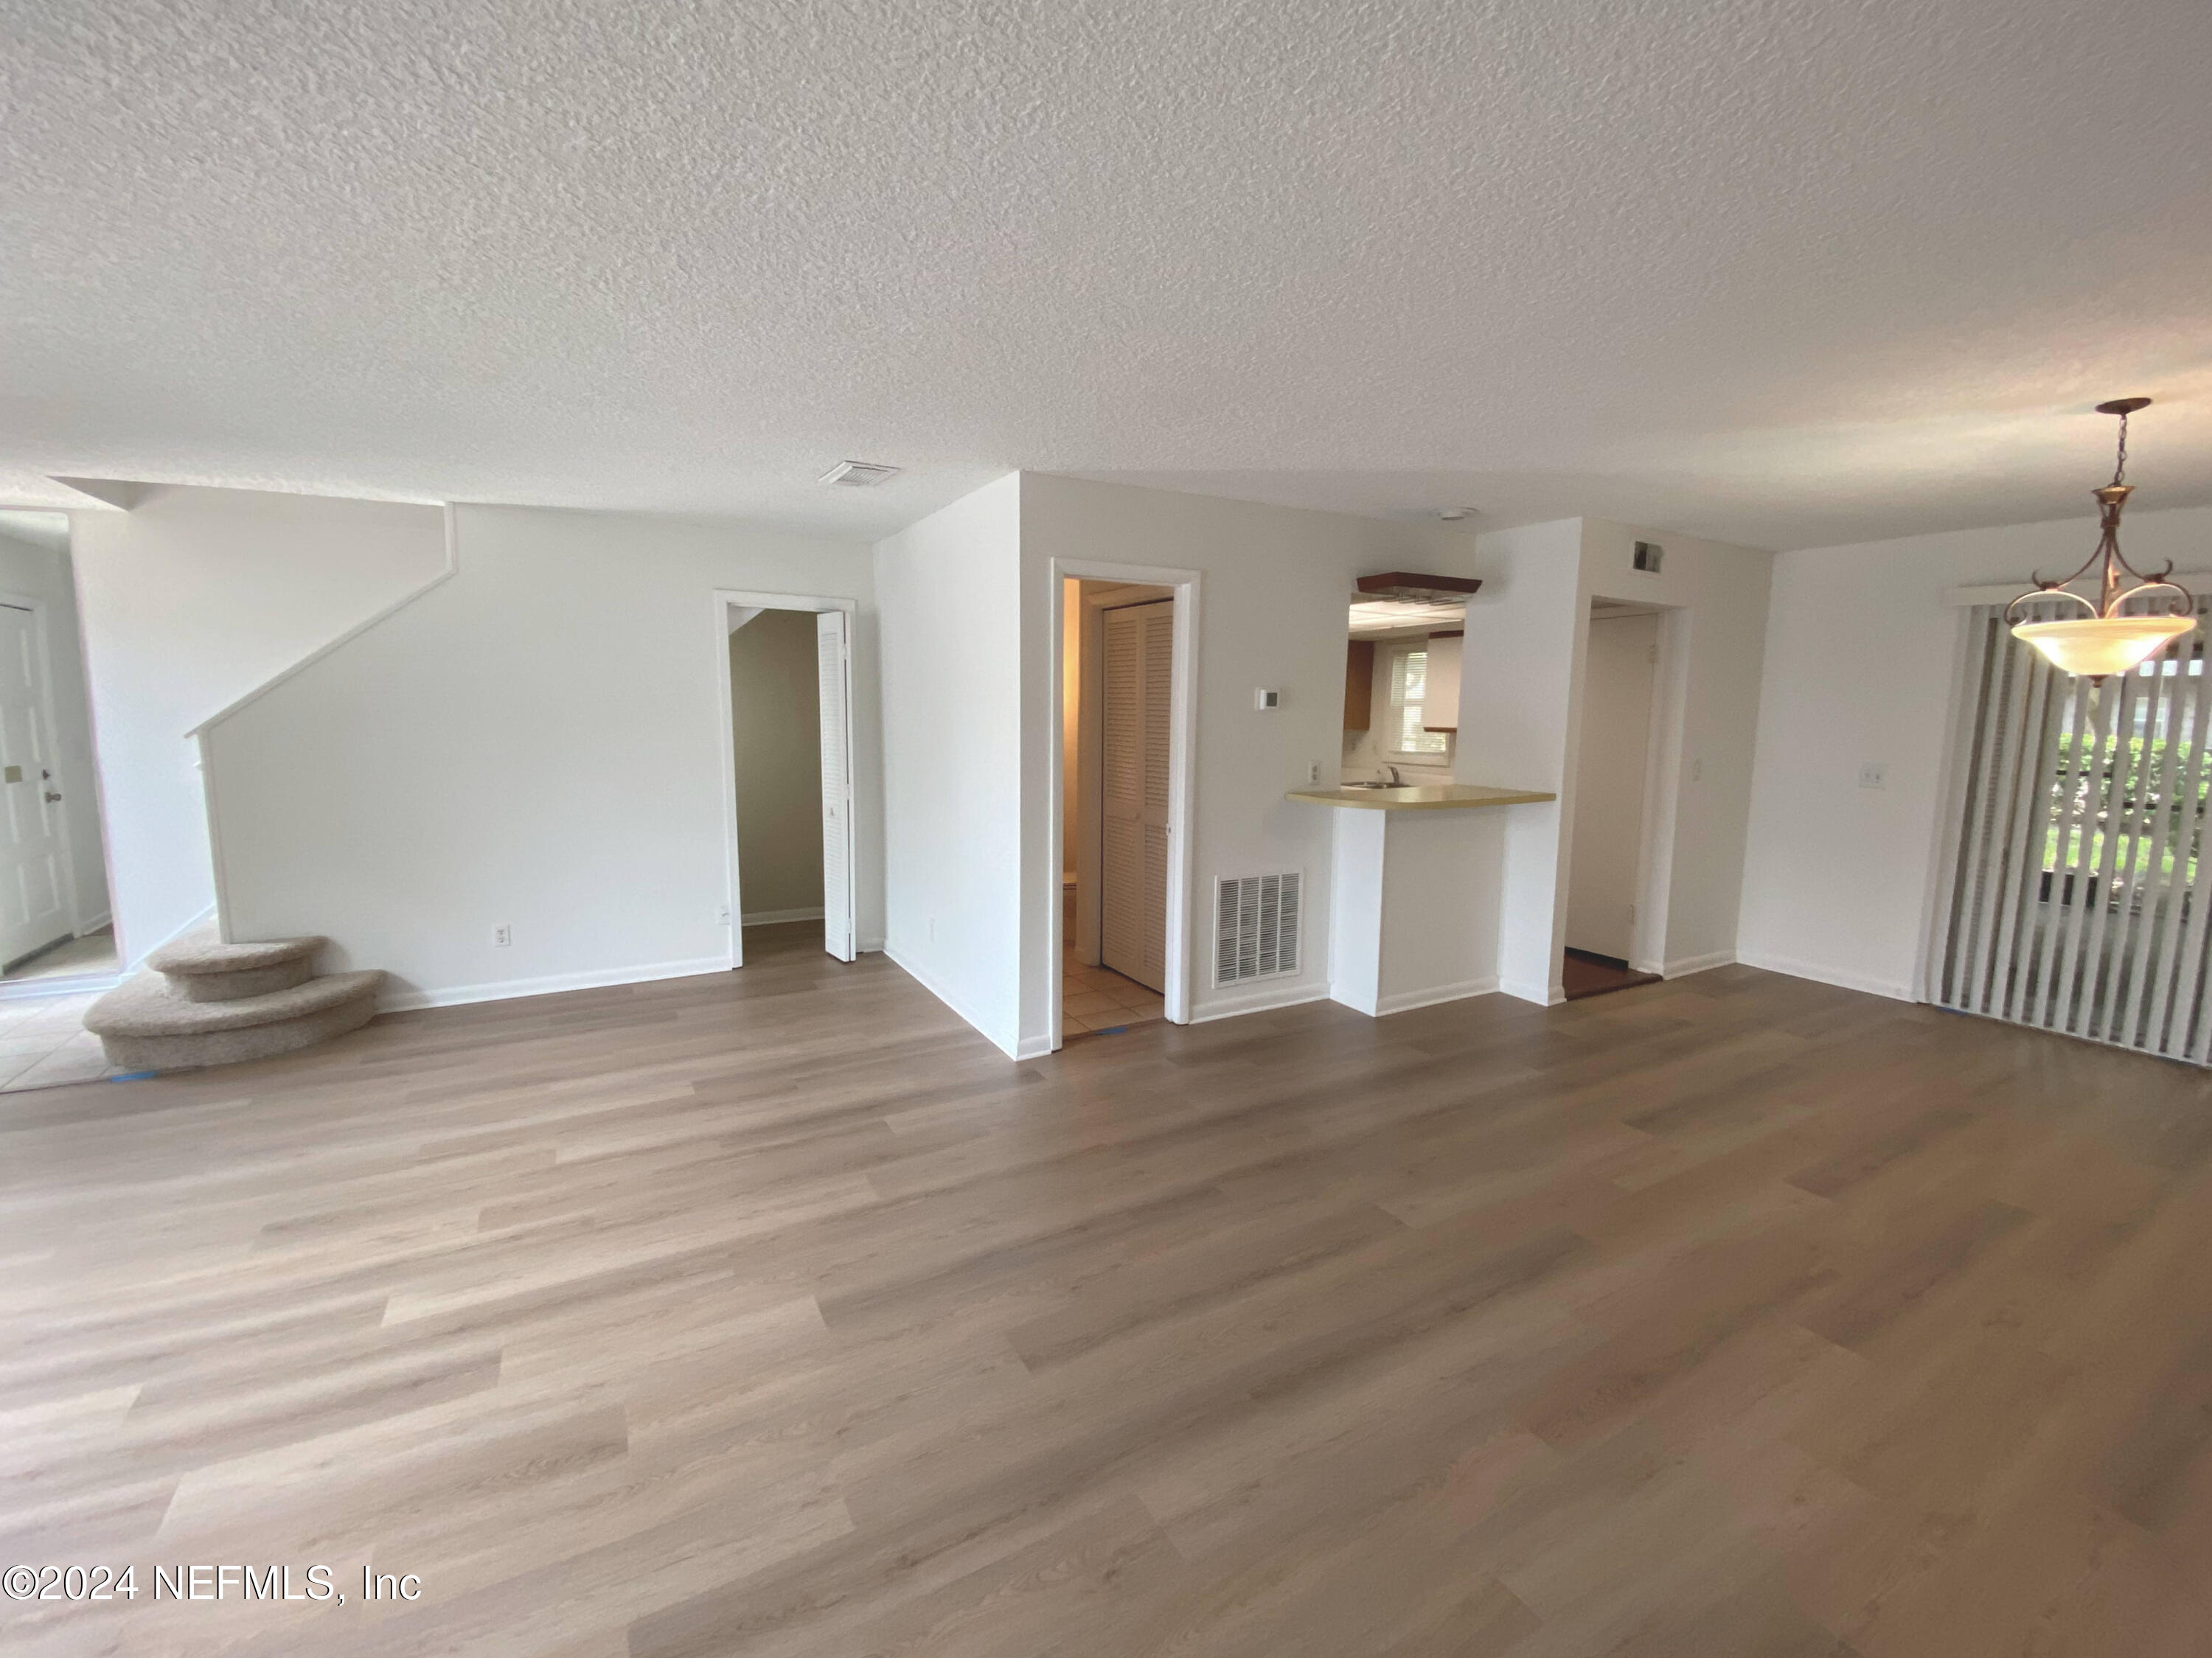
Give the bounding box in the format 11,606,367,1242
1254,688,1281,710
1859,762,1888,790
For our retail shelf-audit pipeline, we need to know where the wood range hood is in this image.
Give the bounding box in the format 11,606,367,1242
1353,572,1482,603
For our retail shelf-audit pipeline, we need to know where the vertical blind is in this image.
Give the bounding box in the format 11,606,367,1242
1933,600,2212,1062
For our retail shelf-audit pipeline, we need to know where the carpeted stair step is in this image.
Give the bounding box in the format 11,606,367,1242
146,932,327,1002
86,969,383,1072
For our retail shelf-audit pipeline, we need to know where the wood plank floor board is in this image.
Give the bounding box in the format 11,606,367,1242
7,921,2212,1654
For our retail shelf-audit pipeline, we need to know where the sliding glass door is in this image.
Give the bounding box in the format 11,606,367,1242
1931,603,2212,1060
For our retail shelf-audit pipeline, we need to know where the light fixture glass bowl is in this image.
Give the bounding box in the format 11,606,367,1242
2011,613,2197,679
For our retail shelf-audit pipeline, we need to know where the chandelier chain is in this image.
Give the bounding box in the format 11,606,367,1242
2112,408,2130,487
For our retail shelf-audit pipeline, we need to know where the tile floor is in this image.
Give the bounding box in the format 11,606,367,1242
1062,952,1166,1037
4,926,121,984
0,991,128,1093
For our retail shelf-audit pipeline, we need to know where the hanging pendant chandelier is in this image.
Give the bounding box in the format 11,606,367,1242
2008,398,2197,680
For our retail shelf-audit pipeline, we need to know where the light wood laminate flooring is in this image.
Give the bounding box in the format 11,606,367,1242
7,921,2212,1655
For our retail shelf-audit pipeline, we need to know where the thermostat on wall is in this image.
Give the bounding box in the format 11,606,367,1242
1254,688,1281,710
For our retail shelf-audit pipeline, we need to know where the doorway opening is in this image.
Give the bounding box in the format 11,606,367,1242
1054,568,1197,1045
1562,599,1668,1000
0,512,119,1013
716,591,858,969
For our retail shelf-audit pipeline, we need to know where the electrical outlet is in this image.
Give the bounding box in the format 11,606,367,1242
493,924,512,947
1859,762,1888,790
1307,761,1322,784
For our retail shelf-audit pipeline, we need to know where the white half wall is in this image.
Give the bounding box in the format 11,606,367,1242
69,486,449,965
0,526,111,933
875,473,1027,1055
203,504,881,1006
1739,503,2212,1001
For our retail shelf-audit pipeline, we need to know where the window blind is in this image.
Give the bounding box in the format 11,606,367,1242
1932,601,2212,1062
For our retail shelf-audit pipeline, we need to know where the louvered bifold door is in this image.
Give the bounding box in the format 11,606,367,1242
815,609,856,964
1101,601,1173,993
1932,602,2212,1060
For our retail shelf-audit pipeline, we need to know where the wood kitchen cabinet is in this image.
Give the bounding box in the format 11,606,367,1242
1343,638,1374,730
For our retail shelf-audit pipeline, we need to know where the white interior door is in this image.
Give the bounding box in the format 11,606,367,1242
815,609,856,963
0,603,71,969
1101,600,1172,992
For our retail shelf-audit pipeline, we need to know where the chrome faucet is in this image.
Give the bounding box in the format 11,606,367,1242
1383,764,1404,786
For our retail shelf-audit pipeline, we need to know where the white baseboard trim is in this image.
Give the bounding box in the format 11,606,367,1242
1188,979,1332,1024
858,934,886,953
742,907,824,926
1499,976,1563,1006
74,910,114,937
1015,1034,1055,1060
881,944,1020,1059
1329,985,1379,1017
0,971,125,1002
1734,951,1916,1002
379,955,732,1013
1662,950,1736,978
1374,977,1500,1016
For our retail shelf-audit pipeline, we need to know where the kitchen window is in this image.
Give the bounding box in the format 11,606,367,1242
1386,644,1450,756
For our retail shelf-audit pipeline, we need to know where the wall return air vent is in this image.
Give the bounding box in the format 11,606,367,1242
1215,873,1301,986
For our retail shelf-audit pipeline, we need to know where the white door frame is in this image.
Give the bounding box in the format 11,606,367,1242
712,588,860,970
1048,560,1202,1047
0,591,87,952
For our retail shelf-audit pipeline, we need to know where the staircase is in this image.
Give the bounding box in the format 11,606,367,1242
84,932,383,1073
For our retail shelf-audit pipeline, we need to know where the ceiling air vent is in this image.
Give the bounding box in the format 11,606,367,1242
1215,872,1301,986
818,460,902,487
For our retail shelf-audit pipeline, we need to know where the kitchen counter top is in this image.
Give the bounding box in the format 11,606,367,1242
1285,783,1557,811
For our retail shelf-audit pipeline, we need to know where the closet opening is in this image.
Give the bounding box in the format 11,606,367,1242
717,591,857,968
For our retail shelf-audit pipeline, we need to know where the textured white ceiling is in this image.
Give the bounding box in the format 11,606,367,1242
4,0,2209,549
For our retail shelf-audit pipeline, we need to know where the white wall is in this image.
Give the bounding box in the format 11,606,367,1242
875,474,1027,1053
1739,503,2212,1001
1020,474,1449,1035
728,608,824,919
0,526,111,933
1452,519,1587,1000
69,487,449,965
204,504,881,1006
